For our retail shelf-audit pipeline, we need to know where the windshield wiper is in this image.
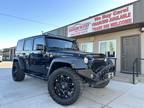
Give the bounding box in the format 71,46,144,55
63,48,74,50
49,47,75,50
49,47,63,50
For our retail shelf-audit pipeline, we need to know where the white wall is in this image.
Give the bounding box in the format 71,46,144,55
141,32,144,74
77,28,141,72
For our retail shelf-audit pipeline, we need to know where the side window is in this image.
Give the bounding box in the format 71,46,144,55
16,40,24,51
33,37,45,50
24,38,33,51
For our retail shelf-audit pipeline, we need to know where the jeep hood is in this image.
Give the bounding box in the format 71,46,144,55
49,50,105,58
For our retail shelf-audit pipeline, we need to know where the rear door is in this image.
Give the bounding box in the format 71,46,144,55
23,38,33,71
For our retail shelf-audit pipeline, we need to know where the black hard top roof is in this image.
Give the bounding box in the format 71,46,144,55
18,33,75,42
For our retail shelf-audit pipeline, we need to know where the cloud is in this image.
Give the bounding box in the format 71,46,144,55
112,0,138,4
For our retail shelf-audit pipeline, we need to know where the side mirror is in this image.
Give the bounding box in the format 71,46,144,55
36,44,45,51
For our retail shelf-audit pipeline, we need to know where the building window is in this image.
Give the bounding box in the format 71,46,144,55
80,42,93,52
99,40,116,57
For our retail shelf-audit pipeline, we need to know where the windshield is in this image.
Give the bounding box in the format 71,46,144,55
47,38,78,50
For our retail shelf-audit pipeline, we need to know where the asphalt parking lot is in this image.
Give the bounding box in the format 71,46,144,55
1,62,144,108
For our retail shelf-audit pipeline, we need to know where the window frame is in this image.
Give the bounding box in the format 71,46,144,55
46,37,76,50
99,39,116,57
33,37,45,51
24,38,33,51
16,40,24,51
80,42,93,53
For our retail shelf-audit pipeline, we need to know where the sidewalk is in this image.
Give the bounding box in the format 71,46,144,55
0,61,12,68
1,68,144,108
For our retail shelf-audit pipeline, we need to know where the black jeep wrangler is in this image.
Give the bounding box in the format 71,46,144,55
12,34,114,105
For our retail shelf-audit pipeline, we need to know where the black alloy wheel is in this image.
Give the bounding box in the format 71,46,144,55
54,74,75,99
48,68,82,105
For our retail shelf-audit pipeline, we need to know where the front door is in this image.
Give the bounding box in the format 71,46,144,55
29,37,47,76
121,35,140,73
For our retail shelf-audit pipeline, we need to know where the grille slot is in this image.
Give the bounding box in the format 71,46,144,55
91,60,106,73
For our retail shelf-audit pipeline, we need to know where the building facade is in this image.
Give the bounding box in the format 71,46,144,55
46,0,144,74
2,47,16,61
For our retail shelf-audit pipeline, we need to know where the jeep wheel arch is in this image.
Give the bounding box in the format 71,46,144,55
13,57,26,71
47,57,88,77
47,62,72,77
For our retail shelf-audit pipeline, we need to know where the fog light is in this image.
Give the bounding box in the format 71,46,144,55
90,74,94,79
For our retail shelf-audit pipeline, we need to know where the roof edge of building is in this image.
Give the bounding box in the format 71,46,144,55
47,0,139,33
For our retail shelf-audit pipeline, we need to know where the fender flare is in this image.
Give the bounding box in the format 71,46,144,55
13,57,26,71
47,57,88,77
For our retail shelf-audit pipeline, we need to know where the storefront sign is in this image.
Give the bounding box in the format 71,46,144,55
68,5,133,37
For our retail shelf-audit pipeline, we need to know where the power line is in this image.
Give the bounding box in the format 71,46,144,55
0,12,59,27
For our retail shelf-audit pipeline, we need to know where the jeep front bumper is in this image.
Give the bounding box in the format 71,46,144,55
77,64,114,82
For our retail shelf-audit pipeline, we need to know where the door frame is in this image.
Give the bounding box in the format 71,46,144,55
120,34,141,74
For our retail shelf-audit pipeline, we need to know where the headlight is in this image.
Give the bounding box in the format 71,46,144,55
84,57,89,64
104,58,107,62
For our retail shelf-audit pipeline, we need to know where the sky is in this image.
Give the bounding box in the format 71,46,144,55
0,0,137,49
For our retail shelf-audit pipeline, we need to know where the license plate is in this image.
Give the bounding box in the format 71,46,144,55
108,72,114,79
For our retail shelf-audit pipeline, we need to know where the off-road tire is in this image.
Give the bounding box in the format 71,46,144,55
48,67,82,105
90,80,110,88
12,62,25,81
